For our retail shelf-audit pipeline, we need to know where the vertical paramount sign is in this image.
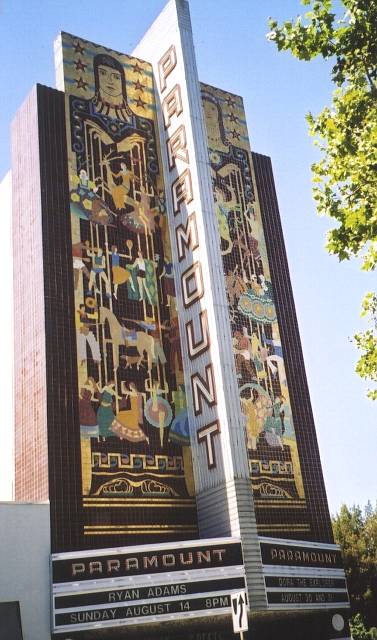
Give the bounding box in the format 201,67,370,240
158,44,221,469
133,4,267,608
133,0,252,497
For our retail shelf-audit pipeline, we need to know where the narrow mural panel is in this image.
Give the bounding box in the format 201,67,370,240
201,83,310,536
61,32,197,543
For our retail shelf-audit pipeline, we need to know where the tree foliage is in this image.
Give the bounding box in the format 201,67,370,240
355,293,377,400
267,0,377,398
350,614,377,640
332,503,377,631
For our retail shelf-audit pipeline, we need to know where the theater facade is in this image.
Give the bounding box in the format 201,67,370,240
10,1,350,638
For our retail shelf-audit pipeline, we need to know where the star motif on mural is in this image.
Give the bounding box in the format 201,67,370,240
73,41,85,55
133,79,145,92
75,76,88,91
135,96,146,109
133,62,144,75
230,129,240,140
229,112,238,123
226,96,237,108
74,59,87,72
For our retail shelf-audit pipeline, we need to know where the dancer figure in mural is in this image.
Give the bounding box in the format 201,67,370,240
245,327,266,380
108,244,134,299
137,186,158,234
240,384,273,450
158,258,176,308
76,304,101,366
225,266,247,306
72,241,91,290
86,244,111,297
243,203,264,267
144,320,168,367
263,327,287,389
233,330,254,379
97,381,120,439
70,170,115,226
166,317,183,371
111,383,149,443
119,188,160,235
249,274,264,296
145,379,172,447
107,161,139,211
264,395,286,450
170,384,188,444
214,186,233,255
241,388,260,450
130,251,155,305
270,394,293,439
79,378,99,438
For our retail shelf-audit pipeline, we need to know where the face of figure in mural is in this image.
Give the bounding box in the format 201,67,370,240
93,54,130,114
98,65,122,99
203,100,219,135
203,98,227,149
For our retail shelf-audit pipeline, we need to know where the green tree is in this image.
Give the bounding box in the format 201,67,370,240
332,503,377,629
350,613,372,640
267,0,377,398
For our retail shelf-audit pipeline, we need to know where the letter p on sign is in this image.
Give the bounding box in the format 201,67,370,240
231,590,248,634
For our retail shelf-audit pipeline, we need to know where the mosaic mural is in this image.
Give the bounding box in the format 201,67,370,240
201,84,309,533
62,33,197,541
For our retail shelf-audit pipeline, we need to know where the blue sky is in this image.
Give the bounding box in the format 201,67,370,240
1,0,376,512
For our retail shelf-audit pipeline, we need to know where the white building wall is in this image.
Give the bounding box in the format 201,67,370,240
0,173,14,502
0,502,51,640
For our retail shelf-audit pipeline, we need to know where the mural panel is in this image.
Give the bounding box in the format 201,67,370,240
62,33,197,543
201,83,310,536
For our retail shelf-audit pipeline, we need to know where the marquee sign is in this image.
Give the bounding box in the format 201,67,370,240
52,540,243,583
51,538,247,633
259,537,349,610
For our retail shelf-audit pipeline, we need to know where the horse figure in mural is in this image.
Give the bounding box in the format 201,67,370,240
99,306,155,371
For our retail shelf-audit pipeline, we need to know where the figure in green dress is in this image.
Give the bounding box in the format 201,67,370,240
97,381,119,439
